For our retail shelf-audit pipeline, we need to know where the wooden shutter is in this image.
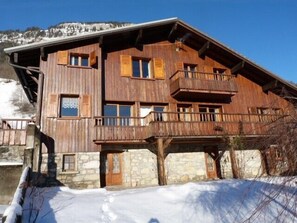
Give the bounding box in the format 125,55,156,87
120,55,132,77
57,51,68,65
153,58,165,79
81,95,91,117
203,65,214,80
90,50,97,67
48,94,59,117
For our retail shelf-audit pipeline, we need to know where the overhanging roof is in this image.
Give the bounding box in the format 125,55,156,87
4,17,297,101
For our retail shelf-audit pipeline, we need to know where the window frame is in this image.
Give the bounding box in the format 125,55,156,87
132,57,152,79
59,95,80,118
199,105,222,122
62,154,76,172
103,103,133,126
69,53,90,67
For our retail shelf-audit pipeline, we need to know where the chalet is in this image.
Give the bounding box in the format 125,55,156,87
3,18,297,189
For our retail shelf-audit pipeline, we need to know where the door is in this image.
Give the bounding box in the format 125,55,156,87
100,152,122,186
204,147,219,179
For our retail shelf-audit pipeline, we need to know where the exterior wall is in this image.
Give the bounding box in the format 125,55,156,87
166,152,207,184
40,152,100,189
220,149,263,179
122,149,158,187
0,146,25,163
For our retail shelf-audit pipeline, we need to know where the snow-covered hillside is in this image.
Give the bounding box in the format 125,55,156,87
0,22,131,45
0,78,34,118
19,178,297,223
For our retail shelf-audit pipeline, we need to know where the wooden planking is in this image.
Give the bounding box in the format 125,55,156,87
0,130,27,146
40,43,100,153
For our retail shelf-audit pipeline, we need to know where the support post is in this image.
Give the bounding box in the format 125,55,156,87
25,123,41,172
157,138,167,185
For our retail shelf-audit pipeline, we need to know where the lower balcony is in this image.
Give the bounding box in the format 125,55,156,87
94,112,283,143
0,119,33,146
170,71,238,101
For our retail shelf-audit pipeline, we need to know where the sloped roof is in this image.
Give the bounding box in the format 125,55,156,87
4,17,297,100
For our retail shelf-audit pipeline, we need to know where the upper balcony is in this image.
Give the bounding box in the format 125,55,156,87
170,71,238,101
94,112,284,144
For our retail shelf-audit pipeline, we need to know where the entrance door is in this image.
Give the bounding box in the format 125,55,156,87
100,152,122,186
204,147,219,179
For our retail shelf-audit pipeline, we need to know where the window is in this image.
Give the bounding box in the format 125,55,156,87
199,106,222,122
103,104,132,126
70,53,89,67
184,64,197,78
60,96,79,117
140,105,166,125
177,105,192,121
132,58,151,78
62,154,76,172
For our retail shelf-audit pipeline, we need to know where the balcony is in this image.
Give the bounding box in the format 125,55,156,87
0,119,34,146
170,71,238,101
94,112,283,143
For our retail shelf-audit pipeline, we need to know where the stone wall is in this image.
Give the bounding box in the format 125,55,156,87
0,146,26,163
166,152,207,184
40,152,100,189
122,149,158,187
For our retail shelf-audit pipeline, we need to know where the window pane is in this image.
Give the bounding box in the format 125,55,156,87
142,60,149,78
132,60,140,78
154,106,164,121
103,105,117,126
70,55,79,66
60,97,78,117
81,56,89,67
119,105,131,126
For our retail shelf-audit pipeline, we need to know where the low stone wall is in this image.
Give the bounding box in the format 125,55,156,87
40,152,100,189
123,149,158,187
166,152,207,184
0,146,25,163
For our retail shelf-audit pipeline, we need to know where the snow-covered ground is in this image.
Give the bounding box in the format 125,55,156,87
20,178,297,223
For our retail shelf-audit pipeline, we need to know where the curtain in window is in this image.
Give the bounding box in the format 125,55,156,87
61,97,78,109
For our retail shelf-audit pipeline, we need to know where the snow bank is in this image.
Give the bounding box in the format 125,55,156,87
21,178,297,223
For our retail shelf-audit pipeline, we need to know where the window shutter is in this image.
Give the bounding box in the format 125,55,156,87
81,95,91,117
57,51,68,65
90,50,97,67
175,62,184,71
48,94,59,117
120,55,132,77
153,58,165,79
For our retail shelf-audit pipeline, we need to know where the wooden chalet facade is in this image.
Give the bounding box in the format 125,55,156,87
4,18,297,188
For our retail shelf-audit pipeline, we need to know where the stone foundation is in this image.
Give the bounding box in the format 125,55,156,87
40,152,100,189
0,146,26,163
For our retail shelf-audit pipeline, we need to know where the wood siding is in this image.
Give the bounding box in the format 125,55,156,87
40,43,101,153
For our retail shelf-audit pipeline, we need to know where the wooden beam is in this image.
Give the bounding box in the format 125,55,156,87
198,41,210,58
262,80,278,92
231,61,245,74
168,23,178,41
40,47,47,61
99,36,104,47
135,29,143,46
157,138,167,186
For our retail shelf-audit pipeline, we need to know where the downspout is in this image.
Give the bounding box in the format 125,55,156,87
7,60,44,127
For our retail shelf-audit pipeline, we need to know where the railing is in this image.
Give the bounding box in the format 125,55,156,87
169,70,238,98
170,70,235,82
0,119,34,146
94,112,285,142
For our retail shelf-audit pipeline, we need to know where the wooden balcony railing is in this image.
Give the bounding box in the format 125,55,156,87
94,112,284,143
170,71,238,100
0,119,34,146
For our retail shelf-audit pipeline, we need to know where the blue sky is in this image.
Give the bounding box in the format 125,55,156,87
1,0,296,83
